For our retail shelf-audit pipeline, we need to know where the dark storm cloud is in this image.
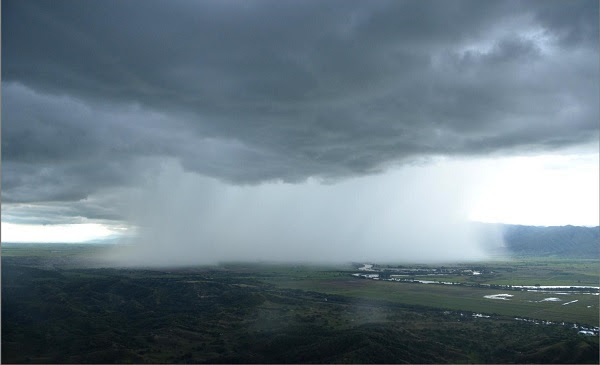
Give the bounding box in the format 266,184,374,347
2,0,598,207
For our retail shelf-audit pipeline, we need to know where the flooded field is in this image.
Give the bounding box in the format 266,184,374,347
484,294,514,300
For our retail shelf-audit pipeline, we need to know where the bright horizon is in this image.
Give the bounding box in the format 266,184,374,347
3,152,598,244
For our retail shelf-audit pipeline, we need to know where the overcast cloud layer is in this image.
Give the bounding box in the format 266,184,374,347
1,1,598,261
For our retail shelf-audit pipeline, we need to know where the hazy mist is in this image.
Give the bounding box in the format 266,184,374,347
104,158,504,266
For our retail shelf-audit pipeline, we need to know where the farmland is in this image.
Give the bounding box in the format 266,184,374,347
262,260,599,326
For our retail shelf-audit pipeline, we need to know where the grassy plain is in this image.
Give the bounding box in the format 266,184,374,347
254,259,599,326
266,274,598,326
2,244,598,363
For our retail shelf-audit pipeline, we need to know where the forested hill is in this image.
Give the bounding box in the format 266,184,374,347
501,224,599,258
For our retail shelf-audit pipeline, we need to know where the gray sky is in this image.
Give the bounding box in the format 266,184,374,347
2,0,598,262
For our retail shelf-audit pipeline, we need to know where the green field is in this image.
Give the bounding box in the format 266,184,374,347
244,259,599,325
265,274,598,326
2,244,598,363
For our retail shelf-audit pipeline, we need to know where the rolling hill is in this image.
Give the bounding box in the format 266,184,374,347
500,224,599,258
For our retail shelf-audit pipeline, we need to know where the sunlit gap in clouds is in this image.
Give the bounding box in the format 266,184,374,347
469,152,599,227
0,222,126,243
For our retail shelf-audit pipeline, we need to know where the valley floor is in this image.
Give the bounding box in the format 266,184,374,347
1,244,598,363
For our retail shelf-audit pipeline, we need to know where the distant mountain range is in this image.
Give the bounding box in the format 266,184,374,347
498,224,599,258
